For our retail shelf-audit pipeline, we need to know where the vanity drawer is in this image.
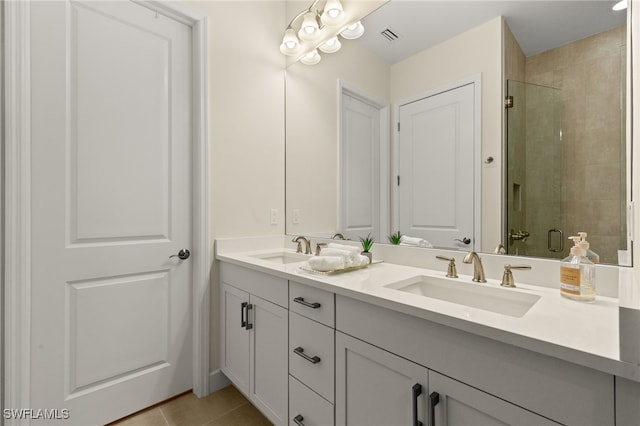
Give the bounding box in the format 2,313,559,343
289,281,335,327
289,311,335,402
289,375,334,426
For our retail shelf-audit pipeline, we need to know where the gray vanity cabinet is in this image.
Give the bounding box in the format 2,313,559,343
335,331,429,426
219,264,288,425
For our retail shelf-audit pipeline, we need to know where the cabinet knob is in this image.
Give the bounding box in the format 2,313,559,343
293,414,305,426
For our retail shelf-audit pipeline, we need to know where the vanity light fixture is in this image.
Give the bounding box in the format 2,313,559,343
280,0,365,65
613,0,627,10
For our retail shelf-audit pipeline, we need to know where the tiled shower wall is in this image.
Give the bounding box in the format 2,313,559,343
506,24,627,264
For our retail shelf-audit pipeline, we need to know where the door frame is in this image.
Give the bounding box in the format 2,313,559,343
392,74,482,250
2,0,211,417
337,80,390,241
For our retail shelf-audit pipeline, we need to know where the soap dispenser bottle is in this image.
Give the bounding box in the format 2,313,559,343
578,232,600,264
560,236,595,302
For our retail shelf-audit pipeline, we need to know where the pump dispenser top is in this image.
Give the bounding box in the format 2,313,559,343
560,236,595,302
578,232,600,264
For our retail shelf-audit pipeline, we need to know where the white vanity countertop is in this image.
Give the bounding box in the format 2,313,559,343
215,237,640,381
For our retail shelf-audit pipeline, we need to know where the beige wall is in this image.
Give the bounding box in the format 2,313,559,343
390,17,504,252
285,40,391,234
187,1,286,371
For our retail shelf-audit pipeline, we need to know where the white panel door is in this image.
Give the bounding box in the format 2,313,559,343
340,93,381,241
30,1,193,424
398,84,475,249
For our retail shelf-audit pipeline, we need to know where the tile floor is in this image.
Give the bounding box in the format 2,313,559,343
108,385,272,426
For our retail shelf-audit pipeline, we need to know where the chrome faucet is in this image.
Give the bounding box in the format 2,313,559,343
292,236,312,254
331,233,345,240
463,251,486,283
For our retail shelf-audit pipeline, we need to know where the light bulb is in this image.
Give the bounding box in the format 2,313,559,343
321,0,345,26
319,37,341,54
279,28,300,56
298,11,320,42
341,21,364,40
300,49,321,65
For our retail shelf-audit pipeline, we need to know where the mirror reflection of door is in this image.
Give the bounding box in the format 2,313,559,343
339,89,389,242
506,80,564,259
397,82,476,250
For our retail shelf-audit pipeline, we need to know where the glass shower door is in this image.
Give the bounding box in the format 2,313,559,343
506,80,564,258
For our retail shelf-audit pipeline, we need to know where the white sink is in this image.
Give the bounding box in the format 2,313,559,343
250,251,311,264
385,275,540,318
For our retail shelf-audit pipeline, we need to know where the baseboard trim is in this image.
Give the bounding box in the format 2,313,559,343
209,369,231,394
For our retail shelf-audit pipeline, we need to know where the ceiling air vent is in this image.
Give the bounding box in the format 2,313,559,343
380,27,400,42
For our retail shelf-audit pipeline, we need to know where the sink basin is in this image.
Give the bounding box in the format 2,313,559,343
250,251,311,264
386,275,540,318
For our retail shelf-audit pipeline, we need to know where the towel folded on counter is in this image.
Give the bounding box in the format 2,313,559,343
307,256,345,271
327,243,362,255
399,235,433,248
306,243,370,271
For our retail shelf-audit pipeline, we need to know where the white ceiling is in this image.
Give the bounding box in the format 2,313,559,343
356,0,627,64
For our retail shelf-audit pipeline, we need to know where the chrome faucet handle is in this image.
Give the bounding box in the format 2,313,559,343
315,242,327,256
436,256,458,278
501,264,531,288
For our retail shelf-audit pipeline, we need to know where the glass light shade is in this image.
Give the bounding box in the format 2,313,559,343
321,0,345,26
613,0,627,10
340,21,365,39
279,28,301,56
319,37,341,54
298,12,320,42
300,49,321,65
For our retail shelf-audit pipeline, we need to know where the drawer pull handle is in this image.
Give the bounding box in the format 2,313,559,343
293,297,321,309
293,414,305,426
429,391,440,426
412,383,423,426
245,303,253,330
293,346,321,364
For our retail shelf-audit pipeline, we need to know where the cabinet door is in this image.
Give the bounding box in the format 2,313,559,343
250,295,289,425
220,283,250,395
336,332,428,426
429,371,559,426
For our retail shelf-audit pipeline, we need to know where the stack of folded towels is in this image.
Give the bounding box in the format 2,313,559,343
307,243,370,272
399,235,433,248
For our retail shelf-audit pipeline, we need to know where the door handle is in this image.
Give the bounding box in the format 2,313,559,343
429,392,440,426
169,249,190,260
454,237,471,245
412,383,423,426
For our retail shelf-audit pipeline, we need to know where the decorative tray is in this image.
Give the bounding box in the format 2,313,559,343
299,260,383,275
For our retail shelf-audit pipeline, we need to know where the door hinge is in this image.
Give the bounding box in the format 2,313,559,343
505,96,514,109
397,122,400,132
397,176,400,186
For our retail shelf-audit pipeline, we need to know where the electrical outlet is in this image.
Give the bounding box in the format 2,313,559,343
270,209,278,225
292,209,301,224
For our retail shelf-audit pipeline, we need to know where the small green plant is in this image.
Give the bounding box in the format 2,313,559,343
388,231,402,245
359,233,374,252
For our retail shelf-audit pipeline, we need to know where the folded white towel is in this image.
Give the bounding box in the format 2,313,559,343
307,256,345,272
320,248,355,259
354,254,370,266
400,235,433,248
327,243,361,255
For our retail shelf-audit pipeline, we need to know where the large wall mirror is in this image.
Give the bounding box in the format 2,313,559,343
285,0,629,266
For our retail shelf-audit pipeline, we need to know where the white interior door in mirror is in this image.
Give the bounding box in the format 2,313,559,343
29,1,193,424
397,83,476,250
340,92,383,241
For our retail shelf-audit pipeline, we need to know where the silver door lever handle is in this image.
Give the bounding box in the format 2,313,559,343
170,249,190,260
